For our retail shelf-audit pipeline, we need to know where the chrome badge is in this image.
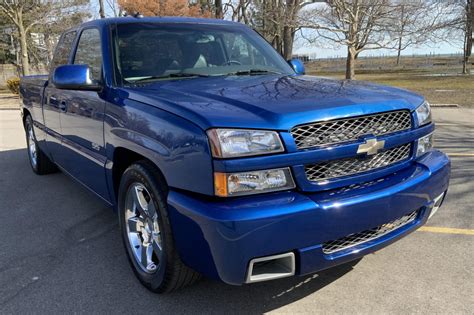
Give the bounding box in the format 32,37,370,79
357,138,385,156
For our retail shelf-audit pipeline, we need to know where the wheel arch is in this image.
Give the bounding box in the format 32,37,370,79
110,146,168,206
22,108,32,127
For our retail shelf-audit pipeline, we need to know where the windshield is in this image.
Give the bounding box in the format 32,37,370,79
113,23,294,84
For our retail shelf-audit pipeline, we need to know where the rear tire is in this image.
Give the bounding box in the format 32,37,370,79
24,115,57,175
118,160,200,293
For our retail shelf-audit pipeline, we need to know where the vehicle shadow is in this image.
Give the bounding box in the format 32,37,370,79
2,145,471,313
157,259,360,313
0,147,362,313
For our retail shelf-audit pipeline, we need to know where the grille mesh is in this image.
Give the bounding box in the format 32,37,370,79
291,111,412,150
305,143,411,182
322,210,418,254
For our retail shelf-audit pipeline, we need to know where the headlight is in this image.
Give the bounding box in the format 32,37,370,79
415,101,432,127
214,168,295,197
207,129,284,158
416,133,434,157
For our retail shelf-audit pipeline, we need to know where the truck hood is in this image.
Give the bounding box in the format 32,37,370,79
123,75,424,130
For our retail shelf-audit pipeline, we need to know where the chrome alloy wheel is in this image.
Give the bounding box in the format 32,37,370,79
124,183,163,273
27,125,37,168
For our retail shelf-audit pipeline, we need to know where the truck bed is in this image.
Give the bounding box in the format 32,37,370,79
20,75,48,126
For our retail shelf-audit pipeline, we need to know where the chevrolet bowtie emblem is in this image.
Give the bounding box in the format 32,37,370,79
357,138,385,156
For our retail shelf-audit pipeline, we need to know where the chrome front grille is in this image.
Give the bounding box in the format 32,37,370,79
305,143,411,182
322,210,418,254
291,110,412,150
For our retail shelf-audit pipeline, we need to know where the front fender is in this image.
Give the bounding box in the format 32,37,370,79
104,97,214,203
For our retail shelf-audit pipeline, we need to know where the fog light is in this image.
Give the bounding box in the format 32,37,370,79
416,133,434,157
214,168,295,197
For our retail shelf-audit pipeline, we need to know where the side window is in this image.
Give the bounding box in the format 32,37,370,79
49,31,77,75
73,29,102,81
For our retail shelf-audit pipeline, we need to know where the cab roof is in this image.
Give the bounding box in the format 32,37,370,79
80,16,242,28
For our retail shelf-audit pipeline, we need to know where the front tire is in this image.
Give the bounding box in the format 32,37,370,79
24,115,57,175
118,161,200,293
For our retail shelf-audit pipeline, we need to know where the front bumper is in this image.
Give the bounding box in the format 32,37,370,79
167,150,450,285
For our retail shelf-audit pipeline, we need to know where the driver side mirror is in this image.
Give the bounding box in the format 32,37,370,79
289,59,305,75
52,64,101,91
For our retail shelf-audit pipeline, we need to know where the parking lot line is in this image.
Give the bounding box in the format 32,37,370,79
418,226,474,235
446,153,474,157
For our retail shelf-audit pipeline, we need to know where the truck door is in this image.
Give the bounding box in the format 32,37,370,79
55,28,109,200
43,31,77,161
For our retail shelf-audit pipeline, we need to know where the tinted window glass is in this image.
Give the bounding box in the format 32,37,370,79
114,23,293,83
50,31,76,74
74,29,102,81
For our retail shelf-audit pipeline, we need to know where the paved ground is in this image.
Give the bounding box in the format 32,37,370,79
0,108,472,314
0,94,19,110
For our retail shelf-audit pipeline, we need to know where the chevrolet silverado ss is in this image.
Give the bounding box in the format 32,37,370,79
19,17,450,293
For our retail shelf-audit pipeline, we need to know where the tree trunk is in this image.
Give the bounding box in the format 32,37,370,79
396,5,405,66
396,36,402,66
99,0,105,18
215,0,223,19
273,36,283,56
463,0,472,74
345,47,356,80
43,32,54,66
282,26,294,60
463,30,468,74
18,18,30,76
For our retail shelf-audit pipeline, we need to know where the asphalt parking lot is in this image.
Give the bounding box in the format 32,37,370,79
0,107,472,314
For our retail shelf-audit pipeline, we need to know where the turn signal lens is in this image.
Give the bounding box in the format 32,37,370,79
214,168,295,197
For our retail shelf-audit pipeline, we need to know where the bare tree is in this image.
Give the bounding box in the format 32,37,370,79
441,0,473,74
393,1,430,65
0,1,42,75
0,0,89,76
118,0,211,17
301,0,399,79
226,0,251,24
392,0,464,65
236,0,317,60
462,0,472,74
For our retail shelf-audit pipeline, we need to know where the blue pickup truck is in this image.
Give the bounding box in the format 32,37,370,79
20,17,450,293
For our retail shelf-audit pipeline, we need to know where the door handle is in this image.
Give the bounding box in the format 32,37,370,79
59,101,67,112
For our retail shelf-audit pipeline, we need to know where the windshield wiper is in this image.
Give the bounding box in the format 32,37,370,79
130,72,210,83
228,69,281,76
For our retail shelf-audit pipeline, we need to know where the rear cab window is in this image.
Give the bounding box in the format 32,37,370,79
73,28,103,81
49,31,77,80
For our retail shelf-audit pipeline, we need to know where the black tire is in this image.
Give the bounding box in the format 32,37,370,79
24,115,57,175
118,160,200,293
